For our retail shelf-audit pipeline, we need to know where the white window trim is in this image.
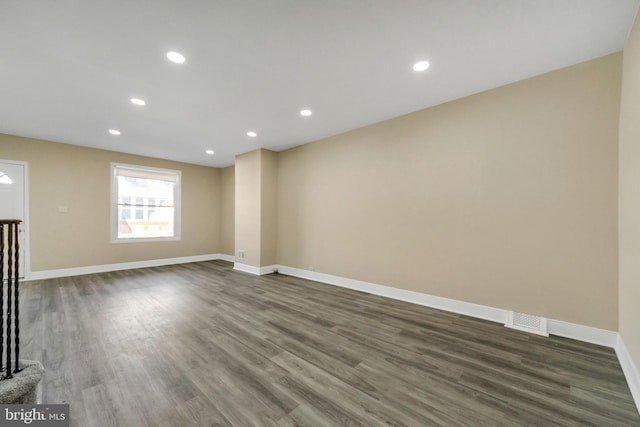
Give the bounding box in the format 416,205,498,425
110,162,181,243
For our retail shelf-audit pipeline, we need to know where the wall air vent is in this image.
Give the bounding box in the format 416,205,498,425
505,311,549,337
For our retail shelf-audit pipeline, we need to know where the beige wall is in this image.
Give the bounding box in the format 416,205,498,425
619,12,640,376
235,150,262,266
277,54,621,330
0,134,221,272
0,52,627,334
220,165,235,256
260,150,278,267
234,149,278,267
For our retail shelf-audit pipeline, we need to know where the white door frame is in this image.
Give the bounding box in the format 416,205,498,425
0,159,30,280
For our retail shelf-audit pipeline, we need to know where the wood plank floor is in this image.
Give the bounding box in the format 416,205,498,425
17,260,640,426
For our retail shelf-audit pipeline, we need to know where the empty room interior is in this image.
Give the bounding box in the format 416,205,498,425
1,0,640,425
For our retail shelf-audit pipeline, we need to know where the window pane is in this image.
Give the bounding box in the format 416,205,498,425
119,197,131,220
135,197,144,219
148,198,156,217
113,164,180,241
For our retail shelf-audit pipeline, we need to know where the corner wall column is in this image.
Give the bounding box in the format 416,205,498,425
234,149,277,274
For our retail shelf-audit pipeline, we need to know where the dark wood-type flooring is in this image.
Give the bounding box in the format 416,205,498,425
17,260,640,426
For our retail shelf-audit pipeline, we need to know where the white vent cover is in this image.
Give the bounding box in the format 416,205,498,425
505,311,549,337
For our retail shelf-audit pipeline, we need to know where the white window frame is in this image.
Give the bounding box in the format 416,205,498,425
110,162,181,243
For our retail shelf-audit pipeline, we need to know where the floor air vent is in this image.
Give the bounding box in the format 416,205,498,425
505,311,549,337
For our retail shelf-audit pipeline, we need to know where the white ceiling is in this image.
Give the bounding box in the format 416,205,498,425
1,0,638,167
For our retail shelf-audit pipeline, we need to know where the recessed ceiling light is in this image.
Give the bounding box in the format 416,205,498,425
413,60,430,72
130,98,146,106
300,109,312,117
205,150,215,155
166,51,186,64
108,129,121,135
247,131,257,137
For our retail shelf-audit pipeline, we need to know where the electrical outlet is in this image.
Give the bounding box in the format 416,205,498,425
238,250,245,259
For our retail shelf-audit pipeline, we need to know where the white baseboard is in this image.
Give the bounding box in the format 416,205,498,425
276,265,508,323
260,264,278,275
218,254,235,263
233,263,277,275
547,318,617,347
28,254,225,280
275,265,618,348
616,334,640,413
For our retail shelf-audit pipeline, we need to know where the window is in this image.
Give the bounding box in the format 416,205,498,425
111,163,181,242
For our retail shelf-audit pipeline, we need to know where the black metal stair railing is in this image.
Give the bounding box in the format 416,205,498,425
1,219,21,380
